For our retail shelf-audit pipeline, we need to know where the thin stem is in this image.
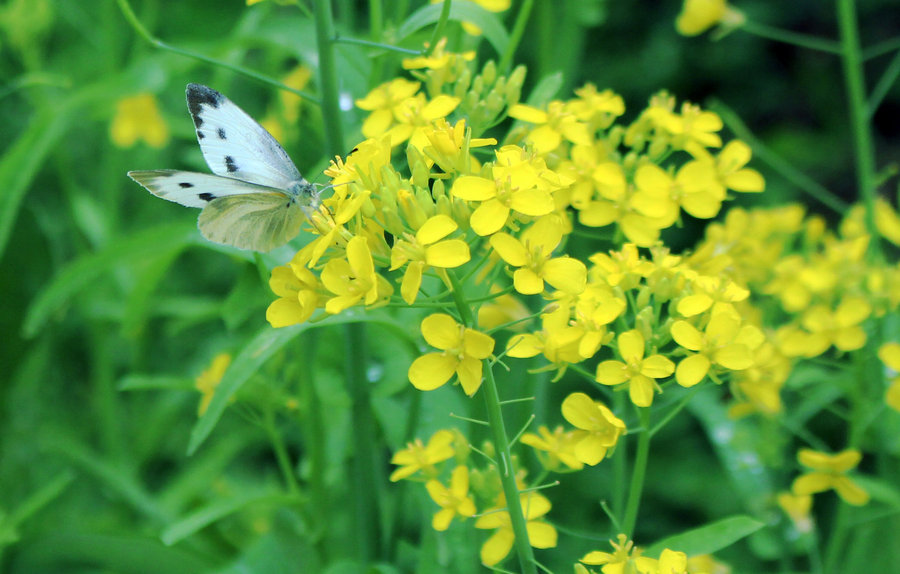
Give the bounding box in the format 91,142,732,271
313,0,346,156
333,34,421,55
299,334,327,559
837,0,880,257
741,21,842,54
499,0,535,73
710,100,849,213
867,47,900,119
263,406,300,496
115,0,318,103
447,271,537,574
621,407,652,538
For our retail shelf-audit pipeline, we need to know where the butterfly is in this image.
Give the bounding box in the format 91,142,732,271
128,83,319,252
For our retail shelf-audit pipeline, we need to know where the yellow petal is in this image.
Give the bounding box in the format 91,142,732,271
421,313,462,349
490,233,529,266
542,257,587,294
409,353,457,390
416,214,458,244
425,240,470,268
676,353,710,387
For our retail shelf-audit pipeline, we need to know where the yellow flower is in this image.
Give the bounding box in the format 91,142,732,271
266,252,322,328
386,92,461,148
506,306,585,376
402,36,476,71
425,465,476,531
110,93,169,148
451,146,562,235
389,215,471,304
675,0,745,37
490,215,587,295
792,448,869,506
195,353,231,416
408,313,495,395
508,100,592,154
778,295,871,358
671,309,763,387
390,429,455,481
633,159,726,223
355,78,422,138
561,392,626,465
595,330,675,407
777,491,814,534
878,342,900,411
475,491,557,566
581,534,656,574
320,236,382,314
714,140,765,193
520,425,584,471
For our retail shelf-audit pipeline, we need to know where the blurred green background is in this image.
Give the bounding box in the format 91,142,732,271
1,0,898,572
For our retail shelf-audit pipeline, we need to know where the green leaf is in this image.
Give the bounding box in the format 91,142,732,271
644,515,765,557
397,0,509,57
187,310,414,454
0,106,73,260
160,492,295,545
525,71,564,106
22,222,196,338
117,374,194,391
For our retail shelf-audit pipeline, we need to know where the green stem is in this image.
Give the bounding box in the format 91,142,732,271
867,48,900,118
299,334,328,560
621,407,651,538
333,35,421,55
447,271,536,574
115,0,317,103
263,406,300,495
741,21,842,54
837,0,880,257
315,0,379,562
499,0,535,73
710,100,849,213
313,0,346,156
481,360,538,574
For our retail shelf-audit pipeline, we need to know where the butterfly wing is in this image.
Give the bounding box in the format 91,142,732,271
197,193,306,252
186,83,304,190
128,169,285,208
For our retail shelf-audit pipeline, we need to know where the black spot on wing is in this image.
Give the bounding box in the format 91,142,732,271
179,182,194,188
217,128,226,139
199,192,216,202
186,84,224,128
225,156,238,173
196,130,205,139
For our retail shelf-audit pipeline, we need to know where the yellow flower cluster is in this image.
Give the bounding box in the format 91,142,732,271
389,428,556,566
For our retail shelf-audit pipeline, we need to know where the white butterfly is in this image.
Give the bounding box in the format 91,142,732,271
128,83,319,252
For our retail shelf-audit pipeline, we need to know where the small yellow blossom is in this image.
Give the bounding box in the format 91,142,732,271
390,214,471,304
475,491,557,566
792,448,869,506
266,252,322,327
508,100,592,154
195,353,231,416
581,534,657,574
408,314,495,395
777,491,814,534
321,236,383,314
676,0,745,37
390,429,455,481
561,392,626,465
595,330,675,407
355,78,422,138
521,425,584,471
490,215,587,295
110,93,170,148
425,465,476,531
878,342,900,411
671,309,763,387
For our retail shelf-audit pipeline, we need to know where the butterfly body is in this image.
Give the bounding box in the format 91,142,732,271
128,83,318,252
